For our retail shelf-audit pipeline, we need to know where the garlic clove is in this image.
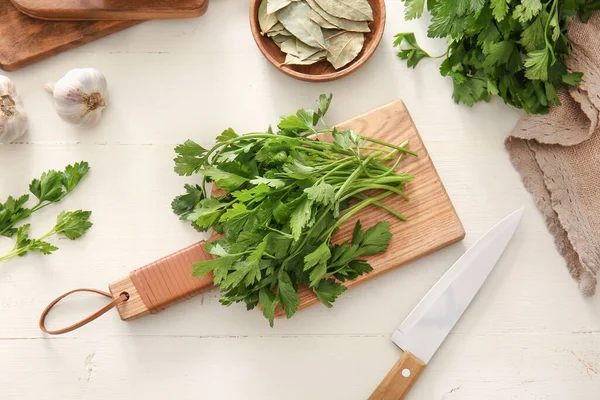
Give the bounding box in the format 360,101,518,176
77,106,104,129
0,75,28,144
46,68,108,128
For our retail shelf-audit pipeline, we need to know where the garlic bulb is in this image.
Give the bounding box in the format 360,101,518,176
0,75,28,143
45,68,108,128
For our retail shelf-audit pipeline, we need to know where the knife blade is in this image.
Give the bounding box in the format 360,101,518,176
369,208,524,400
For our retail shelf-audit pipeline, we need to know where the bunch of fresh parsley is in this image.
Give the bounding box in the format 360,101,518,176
173,95,416,326
396,0,600,114
0,162,93,262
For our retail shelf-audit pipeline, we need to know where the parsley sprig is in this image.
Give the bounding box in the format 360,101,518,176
173,95,416,326
0,162,90,237
0,211,92,262
396,0,600,114
0,162,93,262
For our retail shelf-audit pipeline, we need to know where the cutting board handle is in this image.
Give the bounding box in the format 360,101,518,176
369,351,426,400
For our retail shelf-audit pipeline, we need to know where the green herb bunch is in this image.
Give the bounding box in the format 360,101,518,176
396,0,600,114
173,95,416,326
0,162,93,262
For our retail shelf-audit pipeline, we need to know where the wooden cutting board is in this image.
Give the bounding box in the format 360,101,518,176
110,100,465,321
10,0,209,21
0,0,138,72
273,100,465,316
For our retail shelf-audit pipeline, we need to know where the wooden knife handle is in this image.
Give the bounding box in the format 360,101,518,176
369,351,426,400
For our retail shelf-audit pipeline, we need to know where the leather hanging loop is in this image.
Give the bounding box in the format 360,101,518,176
39,288,129,335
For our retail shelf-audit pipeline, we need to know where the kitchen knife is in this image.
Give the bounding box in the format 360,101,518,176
369,208,524,400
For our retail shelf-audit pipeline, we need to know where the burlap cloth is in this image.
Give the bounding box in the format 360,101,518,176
506,13,600,296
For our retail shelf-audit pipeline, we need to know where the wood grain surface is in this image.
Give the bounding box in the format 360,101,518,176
369,352,427,400
10,0,209,21
273,100,465,316
249,0,385,82
0,0,138,71
108,276,149,321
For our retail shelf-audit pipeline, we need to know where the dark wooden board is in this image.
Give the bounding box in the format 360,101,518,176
0,0,139,71
10,0,208,21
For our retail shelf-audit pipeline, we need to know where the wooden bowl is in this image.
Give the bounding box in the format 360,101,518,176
249,0,386,82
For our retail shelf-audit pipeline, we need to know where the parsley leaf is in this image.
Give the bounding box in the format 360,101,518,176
278,271,300,318
304,182,335,205
259,288,279,327
404,0,426,20
53,210,93,240
200,167,248,191
249,176,286,189
316,94,333,123
562,72,583,86
490,0,510,21
0,195,31,237
513,0,543,23
524,49,550,80
393,33,432,68
289,198,313,241
452,77,489,106
62,161,90,193
172,184,204,220
520,16,546,52
313,279,347,308
187,197,227,230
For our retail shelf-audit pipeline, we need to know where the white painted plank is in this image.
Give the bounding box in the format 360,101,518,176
0,334,598,400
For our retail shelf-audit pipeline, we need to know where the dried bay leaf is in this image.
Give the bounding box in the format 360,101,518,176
267,22,285,33
280,38,300,56
273,36,290,50
313,0,373,22
283,54,319,66
259,0,279,35
276,1,327,50
323,29,345,39
326,31,364,69
267,28,292,37
267,0,292,14
283,51,326,66
272,34,291,45
305,0,370,33
309,50,327,60
308,9,337,29
296,38,322,60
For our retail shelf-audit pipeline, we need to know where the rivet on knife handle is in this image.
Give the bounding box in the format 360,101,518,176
369,351,426,400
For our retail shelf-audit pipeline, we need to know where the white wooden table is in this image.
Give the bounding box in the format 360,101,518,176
1,1,600,399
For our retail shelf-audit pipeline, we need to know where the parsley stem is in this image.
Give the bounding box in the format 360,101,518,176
359,137,417,156
341,184,409,201
318,159,356,182
326,191,394,235
0,249,19,262
334,154,376,202
543,0,558,63
354,193,407,221
299,146,338,160
265,226,293,238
